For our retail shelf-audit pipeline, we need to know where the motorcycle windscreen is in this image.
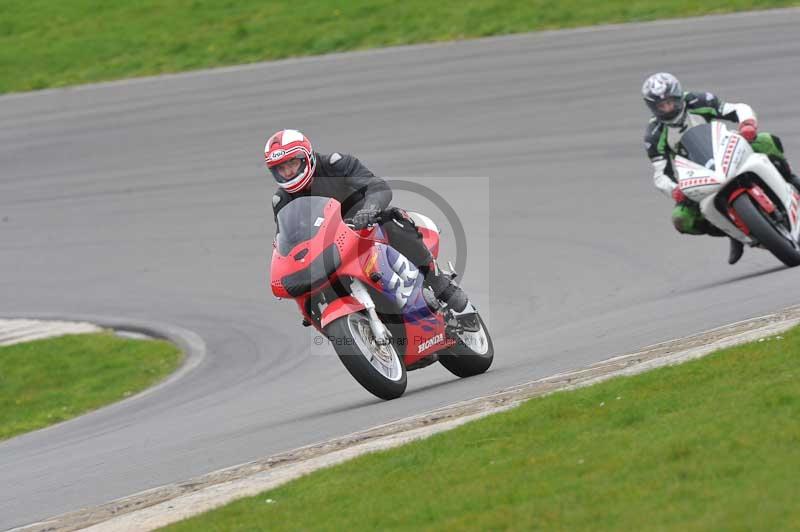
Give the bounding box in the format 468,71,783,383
276,196,333,255
678,123,715,169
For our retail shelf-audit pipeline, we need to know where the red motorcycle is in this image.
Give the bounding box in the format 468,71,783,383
270,196,493,400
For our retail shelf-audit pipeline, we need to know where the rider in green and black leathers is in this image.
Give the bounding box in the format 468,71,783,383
642,72,800,265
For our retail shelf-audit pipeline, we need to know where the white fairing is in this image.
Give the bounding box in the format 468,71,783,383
672,121,800,245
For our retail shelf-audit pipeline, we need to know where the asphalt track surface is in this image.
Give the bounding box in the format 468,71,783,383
2,9,800,529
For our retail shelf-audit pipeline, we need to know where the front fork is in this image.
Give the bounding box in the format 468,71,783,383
349,278,392,346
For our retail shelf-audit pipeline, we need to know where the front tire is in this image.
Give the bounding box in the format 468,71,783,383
324,313,407,400
438,312,494,378
732,194,800,267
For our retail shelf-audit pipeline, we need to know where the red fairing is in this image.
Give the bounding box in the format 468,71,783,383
271,274,290,299
401,318,454,367
270,196,454,370
321,296,365,329
270,198,352,299
727,185,777,235
728,187,749,204
747,185,776,214
729,185,775,214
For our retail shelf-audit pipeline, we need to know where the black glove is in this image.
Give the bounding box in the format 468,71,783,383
352,207,381,229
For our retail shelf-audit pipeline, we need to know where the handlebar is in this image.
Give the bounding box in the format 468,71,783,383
343,211,387,230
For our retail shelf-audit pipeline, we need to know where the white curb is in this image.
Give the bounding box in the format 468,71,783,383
0,319,102,346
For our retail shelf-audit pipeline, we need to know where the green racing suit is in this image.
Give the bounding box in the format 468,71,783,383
643,91,794,235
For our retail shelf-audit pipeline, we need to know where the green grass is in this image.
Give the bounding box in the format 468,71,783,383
1,0,798,94
165,327,800,531
0,332,181,440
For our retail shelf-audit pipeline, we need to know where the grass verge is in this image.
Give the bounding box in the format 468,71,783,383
2,1,798,94
0,332,181,441
165,326,800,531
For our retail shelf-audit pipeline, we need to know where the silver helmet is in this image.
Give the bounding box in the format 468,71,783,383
642,72,686,125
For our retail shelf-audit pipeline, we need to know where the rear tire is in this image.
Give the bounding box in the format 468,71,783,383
438,312,494,378
324,313,407,400
732,194,800,267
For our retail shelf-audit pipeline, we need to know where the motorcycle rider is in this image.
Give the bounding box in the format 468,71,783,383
642,72,800,265
266,129,468,312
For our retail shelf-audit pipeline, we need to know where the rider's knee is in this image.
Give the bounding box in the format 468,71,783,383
751,132,785,158
672,206,704,235
770,134,785,154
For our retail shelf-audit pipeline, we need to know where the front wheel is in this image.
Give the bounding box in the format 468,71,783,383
324,313,407,400
732,194,800,267
438,312,494,378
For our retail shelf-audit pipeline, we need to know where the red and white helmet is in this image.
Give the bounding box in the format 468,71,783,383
264,129,316,193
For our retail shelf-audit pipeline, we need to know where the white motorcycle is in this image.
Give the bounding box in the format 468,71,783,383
674,120,800,266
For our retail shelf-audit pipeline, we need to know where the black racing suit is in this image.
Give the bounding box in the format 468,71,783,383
272,152,433,270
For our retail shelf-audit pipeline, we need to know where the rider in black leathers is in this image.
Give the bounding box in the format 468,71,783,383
267,129,467,312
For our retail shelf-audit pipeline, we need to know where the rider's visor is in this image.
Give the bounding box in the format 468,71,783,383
656,98,679,114
270,154,308,183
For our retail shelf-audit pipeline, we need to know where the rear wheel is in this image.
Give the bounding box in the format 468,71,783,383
732,194,800,267
324,313,407,400
438,312,494,378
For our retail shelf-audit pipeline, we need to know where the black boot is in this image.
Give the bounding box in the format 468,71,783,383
728,238,744,265
424,265,468,312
